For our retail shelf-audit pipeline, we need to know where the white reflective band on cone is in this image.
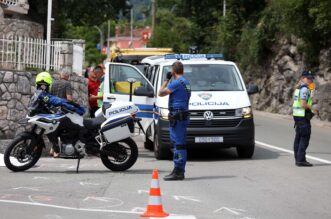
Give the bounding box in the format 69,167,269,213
148,196,162,205
150,179,159,188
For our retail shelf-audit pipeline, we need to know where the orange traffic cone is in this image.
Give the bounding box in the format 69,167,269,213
141,169,169,218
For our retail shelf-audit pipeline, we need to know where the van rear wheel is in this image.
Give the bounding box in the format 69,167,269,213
153,133,171,160
236,143,255,158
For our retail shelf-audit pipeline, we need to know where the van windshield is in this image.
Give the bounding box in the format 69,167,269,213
162,64,244,91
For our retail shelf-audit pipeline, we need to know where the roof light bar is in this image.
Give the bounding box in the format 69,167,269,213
164,54,224,60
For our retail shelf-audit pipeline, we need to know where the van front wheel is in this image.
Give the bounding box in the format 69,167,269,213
153,133,171,160
236,143,255,158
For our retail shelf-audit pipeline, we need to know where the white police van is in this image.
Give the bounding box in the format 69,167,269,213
102,54,258,159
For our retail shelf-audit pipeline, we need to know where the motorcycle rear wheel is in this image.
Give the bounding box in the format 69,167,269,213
100,138,138,171
4,135,43,172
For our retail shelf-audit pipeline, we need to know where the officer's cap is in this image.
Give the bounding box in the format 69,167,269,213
301,70,314,79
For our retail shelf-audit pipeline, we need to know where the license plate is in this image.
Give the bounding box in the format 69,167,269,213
195,136,223,143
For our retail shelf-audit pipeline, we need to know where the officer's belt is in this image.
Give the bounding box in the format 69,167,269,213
169,110,189,121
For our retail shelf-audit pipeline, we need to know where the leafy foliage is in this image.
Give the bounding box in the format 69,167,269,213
27,0,331,70
148,9,195,53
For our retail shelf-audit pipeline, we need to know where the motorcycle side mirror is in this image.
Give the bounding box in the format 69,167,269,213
102,103,112,115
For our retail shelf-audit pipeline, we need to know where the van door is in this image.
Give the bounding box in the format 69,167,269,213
103,63,155,132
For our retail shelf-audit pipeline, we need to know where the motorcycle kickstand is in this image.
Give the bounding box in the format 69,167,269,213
76,158,80,173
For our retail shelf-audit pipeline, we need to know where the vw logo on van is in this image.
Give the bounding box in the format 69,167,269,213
203,111,213,120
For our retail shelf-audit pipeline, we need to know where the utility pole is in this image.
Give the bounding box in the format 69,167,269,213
93,25,103,53
151,0,155,37
46,0,53,71
107,20,110,60
223,0,226,17
130,7,133,48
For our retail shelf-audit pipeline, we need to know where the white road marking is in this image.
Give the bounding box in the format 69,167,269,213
151,216,197,219
130,207,145,213
44,215,63,219
12,187,39,191
256,140,331,164
0,199,140,214
79,182,100,186
0,154,4,167
0,199,197,218
137,190,149,194
214,207,245,215
33,176,49,180
173,196,201,202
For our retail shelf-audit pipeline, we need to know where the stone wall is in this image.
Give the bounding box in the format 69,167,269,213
0,18,43,38
0,71,88,139
250,36,331,122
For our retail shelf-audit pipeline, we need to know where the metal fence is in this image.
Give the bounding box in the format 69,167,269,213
0,34,62,71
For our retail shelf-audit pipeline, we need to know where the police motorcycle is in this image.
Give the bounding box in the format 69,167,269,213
4,81,142,173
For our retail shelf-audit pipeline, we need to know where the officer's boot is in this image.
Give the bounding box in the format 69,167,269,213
163,168,185,181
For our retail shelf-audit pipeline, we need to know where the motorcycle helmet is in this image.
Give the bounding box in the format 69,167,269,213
35,71,53,92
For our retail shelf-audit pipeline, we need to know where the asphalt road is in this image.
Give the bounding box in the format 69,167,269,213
0,111,330,219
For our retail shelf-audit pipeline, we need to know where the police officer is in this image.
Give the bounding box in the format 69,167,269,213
35,72,85,157
293,70,316,167
158,61,191,180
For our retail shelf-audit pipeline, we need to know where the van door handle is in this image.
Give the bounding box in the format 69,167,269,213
107,95,116,101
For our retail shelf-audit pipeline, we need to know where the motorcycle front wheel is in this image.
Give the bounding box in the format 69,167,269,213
100,138,138,171
4,134,43,172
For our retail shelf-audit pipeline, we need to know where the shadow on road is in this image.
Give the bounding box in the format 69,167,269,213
186,145,281,162
185,175,236,181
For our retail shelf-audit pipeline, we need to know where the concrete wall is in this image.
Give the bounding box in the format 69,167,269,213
0,70,88,139
0,18,43,38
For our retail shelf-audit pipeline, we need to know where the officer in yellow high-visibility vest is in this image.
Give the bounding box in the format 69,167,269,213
292,70,315,167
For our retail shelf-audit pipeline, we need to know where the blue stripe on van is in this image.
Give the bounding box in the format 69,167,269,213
136,104,154,118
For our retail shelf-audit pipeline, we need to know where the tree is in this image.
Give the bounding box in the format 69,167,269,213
149,9,195,53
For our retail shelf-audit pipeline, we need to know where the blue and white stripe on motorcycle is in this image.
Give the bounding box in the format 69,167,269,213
36,113,65,119
102,116,132,130
101,102,154,118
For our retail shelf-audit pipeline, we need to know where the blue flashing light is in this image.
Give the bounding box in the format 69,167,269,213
164,54,224,60
206,54,224,59
164,54,182,60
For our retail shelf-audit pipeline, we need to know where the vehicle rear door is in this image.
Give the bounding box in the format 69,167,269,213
103,63,155,132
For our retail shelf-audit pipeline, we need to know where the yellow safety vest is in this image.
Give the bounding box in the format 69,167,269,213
97,81,104,108
292,86,312,117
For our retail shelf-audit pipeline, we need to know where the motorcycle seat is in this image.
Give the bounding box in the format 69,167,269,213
83,116,106,130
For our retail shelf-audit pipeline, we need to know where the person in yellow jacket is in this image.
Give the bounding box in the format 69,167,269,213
292,70,316,167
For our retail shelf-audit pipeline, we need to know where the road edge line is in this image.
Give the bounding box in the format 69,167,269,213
256,140,331,164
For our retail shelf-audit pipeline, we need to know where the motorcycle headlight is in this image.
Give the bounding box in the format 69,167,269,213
235,107,253,118
159,108,169,120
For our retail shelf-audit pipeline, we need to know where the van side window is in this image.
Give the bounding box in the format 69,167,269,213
108,65,152,94
150,65,159,85
146,66,154,82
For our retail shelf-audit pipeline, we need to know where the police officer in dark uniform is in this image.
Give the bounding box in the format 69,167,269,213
292,70,316,167
158,61,191,180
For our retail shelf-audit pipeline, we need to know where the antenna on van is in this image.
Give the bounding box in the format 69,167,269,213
127,78,137,102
